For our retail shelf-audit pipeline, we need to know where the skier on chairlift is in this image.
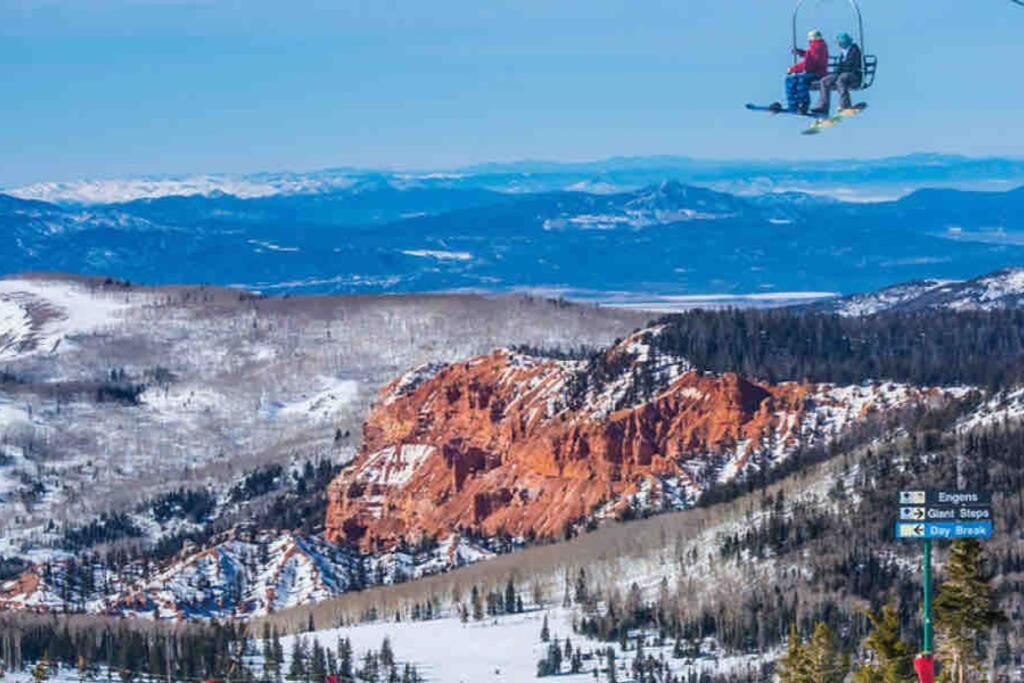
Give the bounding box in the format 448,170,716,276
779,29,828,114
812,32,863,114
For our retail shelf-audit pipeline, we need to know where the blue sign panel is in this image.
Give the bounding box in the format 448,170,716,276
895,521,993,540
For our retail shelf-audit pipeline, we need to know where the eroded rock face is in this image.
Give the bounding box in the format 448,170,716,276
325,332,939,553
327,329,801,550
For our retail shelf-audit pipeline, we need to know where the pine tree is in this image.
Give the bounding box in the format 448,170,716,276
30,657,50,683
934,539,1006,683
272,630,285,677
574,568,588,604
777,625,811,683
337,637,353,682
380,638,394,670
288,638,307,682
310,640,326,682
605,647,617,683
548,639,563,675
805,622,848,683
570,648,583,674
852,604,915,683
540,614,550,643
504,578,517,614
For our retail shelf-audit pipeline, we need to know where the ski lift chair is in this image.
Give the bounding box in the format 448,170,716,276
794,0,878,92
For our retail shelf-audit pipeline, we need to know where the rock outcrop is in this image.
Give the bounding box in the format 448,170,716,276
326,331,935,552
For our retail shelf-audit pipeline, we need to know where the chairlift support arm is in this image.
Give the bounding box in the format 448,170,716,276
792,0,866,63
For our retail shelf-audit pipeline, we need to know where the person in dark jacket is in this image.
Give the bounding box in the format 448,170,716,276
782,29,829,114
812,32,862,114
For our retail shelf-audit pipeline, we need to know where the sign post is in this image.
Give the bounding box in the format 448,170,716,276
896,489,993,683
922,538,932,652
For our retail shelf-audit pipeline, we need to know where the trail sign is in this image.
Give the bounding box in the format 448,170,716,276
927,490,991,505
922,506,992,521
896,488,994,669
899,506,992,522
895,521,993,540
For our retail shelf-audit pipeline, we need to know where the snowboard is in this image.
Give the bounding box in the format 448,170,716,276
745,102,868,135
745,103,818,118
801,103,868,135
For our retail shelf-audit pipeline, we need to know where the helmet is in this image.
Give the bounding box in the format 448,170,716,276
837,32,854,48
807,29,823,41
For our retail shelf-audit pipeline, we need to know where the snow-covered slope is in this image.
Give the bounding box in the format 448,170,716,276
816,278,957,317
813,267,1024,316
0,275,647,591
0,528,499,619
0,278,132,359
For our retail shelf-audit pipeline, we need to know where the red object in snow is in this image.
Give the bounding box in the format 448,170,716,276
326,675,339,683
914,654,935,683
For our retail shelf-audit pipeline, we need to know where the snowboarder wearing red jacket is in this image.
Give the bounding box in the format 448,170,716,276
784,29,828,114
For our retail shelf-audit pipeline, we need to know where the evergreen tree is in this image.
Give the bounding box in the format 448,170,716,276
337,637,353,682
310,640,327,682
380,638,395,670
30,657,50,683
605,647,617,683
504,578,517,614
934,539,1006,683
549,638,562,673
574,568,589,604
272,630,285,677
852,604,915,683
805,623,848,683
777,626,811,683
540,615,550,643
288,638,307,682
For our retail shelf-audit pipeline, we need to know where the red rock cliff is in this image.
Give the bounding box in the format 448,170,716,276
325,337,842,552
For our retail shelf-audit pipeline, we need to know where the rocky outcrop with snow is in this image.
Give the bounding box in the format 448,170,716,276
325,329,950,552
815,267,1024,316
0,527,494,619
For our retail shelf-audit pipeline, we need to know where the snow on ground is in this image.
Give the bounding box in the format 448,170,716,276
0,278,134,359
277,377,361,422
957,387,1024,431
830,279,954,317
0,295,33,361
287,608,772,683
0,277,647,608
6,174,358,204
945,268,1024,311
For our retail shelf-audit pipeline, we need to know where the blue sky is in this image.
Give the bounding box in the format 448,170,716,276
2,0,1022,186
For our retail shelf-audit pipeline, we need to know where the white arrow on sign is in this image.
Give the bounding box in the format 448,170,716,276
900,506,926,521
897,523,926,539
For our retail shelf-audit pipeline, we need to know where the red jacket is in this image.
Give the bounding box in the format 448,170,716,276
789,38,828,77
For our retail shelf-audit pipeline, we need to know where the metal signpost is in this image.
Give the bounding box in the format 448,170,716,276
895,489,993,683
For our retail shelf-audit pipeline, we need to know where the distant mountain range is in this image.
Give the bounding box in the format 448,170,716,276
4,170,1024,299
9,154,1024,204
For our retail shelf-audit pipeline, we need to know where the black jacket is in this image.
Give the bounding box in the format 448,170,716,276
838,44,863,81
